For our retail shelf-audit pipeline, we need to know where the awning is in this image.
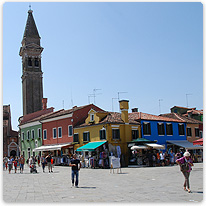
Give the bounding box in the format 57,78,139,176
33,143,73,152
167,140,203,150
76,141,107,152
193,138,203,146
131,145,149,150
129,138,156,143
146,143,165,149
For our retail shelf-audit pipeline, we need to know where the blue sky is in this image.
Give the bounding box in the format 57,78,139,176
2,2,203,130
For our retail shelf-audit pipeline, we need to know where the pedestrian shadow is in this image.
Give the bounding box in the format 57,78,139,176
78,186,96,189
190,191,203,194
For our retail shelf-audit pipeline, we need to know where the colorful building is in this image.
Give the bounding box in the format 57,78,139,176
160,113,203,143
129,112,187,150
19,105,54,160
32,104,104,160
74,100,141,166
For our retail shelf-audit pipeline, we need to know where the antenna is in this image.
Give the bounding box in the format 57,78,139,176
93,88,102,104
117,91,128,101
186,94,192,107
63,100,64,109
29,4,31,10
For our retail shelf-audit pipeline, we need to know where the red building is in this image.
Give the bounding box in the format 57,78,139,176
40,104,105,157
3,105,18,157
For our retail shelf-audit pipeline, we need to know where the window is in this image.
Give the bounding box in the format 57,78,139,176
187,128,192,137
100,129,106,140
43,129,47,140
132,130,139,140
22,132,24,141
53,128,57,139
28,58,32,66
27,130,30,140
112,129,120,139
31,130,35,139
83,132,90,142
195,128,200,137
157,123,165,135
166,123,173,135
68,125,73,137
34,58,39,67
58,127,62,138
73,133,79,143
178,124,185,136
143,122,151,135
90,114,94,122
38,128,41,138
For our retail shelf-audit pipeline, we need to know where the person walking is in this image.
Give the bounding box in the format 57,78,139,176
13,158,18,173
19,155,25,173
46,154,53,173
41,155,46,172
3,156,8,170
169,150,175,166
8,157,13,174
69,154,81,188
176,151,194,193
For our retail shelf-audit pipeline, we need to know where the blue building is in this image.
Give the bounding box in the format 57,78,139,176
129,112,187,151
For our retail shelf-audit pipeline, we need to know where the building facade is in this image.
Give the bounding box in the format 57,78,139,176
19,9,44,115
160,113,203,143
3,105,19,157
19,105,54,160
129,112,187,150
74,100,141,166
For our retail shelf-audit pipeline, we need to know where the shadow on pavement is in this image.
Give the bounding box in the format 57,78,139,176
78,186,96,189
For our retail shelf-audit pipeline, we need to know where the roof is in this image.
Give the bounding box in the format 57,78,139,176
160,113,203,124
186,109,203,115
77,112,140,128
23,10,40,39
128,112,184,123
41,104,104,121
171,106,196,110
19,107,54,125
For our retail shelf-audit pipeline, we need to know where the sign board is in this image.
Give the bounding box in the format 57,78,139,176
111,157,120,169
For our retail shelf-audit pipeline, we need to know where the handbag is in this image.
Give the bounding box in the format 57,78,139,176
180,161,189,172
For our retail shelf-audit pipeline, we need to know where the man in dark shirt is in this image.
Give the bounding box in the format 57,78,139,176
69,154,81,187
46,154,53,173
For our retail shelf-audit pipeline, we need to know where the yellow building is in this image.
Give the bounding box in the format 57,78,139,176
73,100,141,166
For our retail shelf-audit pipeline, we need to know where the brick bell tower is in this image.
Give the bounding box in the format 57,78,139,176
19,9,44,115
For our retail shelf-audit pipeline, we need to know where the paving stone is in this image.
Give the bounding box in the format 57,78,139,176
3,163,203,202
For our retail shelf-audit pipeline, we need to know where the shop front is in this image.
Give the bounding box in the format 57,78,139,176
128,138,164,167
166,140,203,162
76,141,109,169
33,142,74,165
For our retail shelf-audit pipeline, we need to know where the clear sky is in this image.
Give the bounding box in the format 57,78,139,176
2,1,203,130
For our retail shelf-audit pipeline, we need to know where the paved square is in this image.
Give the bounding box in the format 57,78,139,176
3,163,203,203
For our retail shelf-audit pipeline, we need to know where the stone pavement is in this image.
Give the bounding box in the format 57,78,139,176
3,163,203,203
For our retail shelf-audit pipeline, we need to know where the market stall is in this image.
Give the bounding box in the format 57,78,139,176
33,143,74,165
76,141,109,169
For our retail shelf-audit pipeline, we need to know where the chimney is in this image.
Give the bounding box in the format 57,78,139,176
132,108,138,113
119,100,129,123
42,98,47,110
